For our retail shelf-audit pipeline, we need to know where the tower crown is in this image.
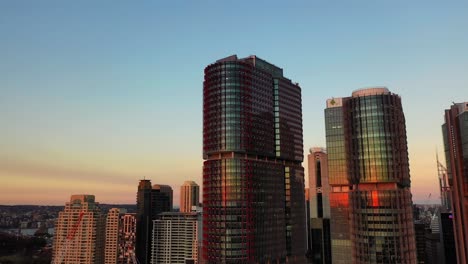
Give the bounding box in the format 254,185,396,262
351,87,389,97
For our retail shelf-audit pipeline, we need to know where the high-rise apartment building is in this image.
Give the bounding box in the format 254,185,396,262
202,55,306,263
136,180,173,264
442,102,468,264
180,181,200,213
105,208,137,264
307,147,331,264
52,195,105,264
106,208,122,264
151,212,199,264
325,87,416,263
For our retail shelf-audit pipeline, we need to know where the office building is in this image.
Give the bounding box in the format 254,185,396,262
151,212,199,264
425,232,442,264
136,180,153,264
151,184,173,221
203,55,306,263
439,211,456,263
307,147,331,264
442,102,468,264
52,195,105,264
136,180,173,264
325,88,416,263
153,184,173,212
105,208,137,264
325,97,352,263
180,181,200,213
414,221,426,264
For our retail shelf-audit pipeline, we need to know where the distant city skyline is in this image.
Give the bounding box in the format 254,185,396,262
1,1,467,205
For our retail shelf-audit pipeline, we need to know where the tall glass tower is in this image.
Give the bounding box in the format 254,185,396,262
135,180,172,264
326,88,416,264
325,97,352,264
442,102,468,264
202,55,306,263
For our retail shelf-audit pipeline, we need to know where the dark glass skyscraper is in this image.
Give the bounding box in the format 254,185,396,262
136,180,152,264
135,180,172,264
442,102,468,264
202,55,306,263
326,88,416,263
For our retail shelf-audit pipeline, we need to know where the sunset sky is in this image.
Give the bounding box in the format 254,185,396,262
1,1,467,206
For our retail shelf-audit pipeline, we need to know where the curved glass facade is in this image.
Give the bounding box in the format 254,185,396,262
326,90,416,264
203,56,305,263
345,92,416,263
345,94,411,186
203,62,275,157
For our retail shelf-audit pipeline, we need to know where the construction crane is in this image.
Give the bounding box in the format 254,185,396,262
437,152,451,210
53,211,85,264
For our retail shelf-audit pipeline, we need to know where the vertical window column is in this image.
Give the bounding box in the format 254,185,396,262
273,79,281,157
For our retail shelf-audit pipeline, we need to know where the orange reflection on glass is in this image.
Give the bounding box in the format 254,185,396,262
371,190,379,207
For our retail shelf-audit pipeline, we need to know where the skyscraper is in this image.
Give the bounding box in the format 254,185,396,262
414,221,426,264
136,180,173,264
326,87,416,263
439,211,456,263
151,184,173,219
442,102,468,264
151,212,199,264
325,97,352,263
52,195,106,264
202,55,306,263
136,180,153,264
105,208,137,264
106,208,122,264
152,184,173,212
180,181,200,213
307,147,331,264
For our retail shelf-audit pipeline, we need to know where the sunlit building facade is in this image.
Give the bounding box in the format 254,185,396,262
180,181,200,213
52,195,106,264
202,55,306,263
326,88,417,263
151,212,199,264
105,208,137,264
442,102,468,264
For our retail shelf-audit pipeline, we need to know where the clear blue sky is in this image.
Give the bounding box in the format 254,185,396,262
1,0,467,205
